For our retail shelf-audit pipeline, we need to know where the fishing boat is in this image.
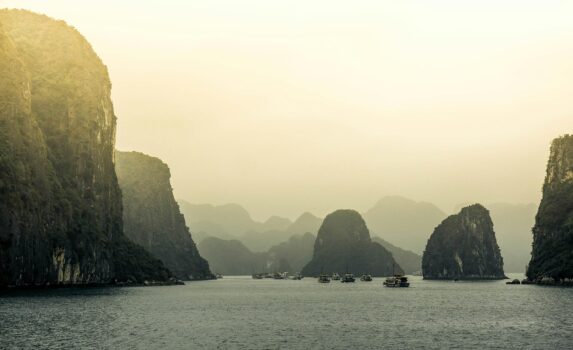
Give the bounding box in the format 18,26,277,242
331,272,341,281
383,275,410,288
340,273,355,283
318,274,331,283
360,274,372,282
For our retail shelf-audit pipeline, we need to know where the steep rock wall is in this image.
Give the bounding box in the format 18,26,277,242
115,151,212,280
0,10,168,287
422,204,505,280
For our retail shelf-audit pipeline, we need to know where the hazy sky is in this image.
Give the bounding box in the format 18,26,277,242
3,0,573,220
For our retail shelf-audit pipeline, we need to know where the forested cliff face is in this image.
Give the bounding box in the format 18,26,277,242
301,210,402,277
0,10,169,287
115,151,213,280
422,204,505,280
527,135,573,281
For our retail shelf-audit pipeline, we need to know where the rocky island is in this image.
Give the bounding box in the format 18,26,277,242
422,204,506,280
527,135,573,284
0,10,170,288
115,151,213,280
301,210,401,277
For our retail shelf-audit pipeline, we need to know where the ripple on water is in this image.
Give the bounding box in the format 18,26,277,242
1,275,572,349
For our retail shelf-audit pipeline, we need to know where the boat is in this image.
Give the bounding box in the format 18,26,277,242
216,273,223,279
331,272,341,281
251,273,263,279
383,275,410,288
290,273,303,280
340,273,355,283
360,274,372,282
273,272,285,280
318,274,331,283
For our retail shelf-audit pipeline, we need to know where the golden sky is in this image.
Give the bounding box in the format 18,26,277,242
3,0,573,220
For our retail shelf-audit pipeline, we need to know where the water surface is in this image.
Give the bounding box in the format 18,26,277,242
1,274,571,349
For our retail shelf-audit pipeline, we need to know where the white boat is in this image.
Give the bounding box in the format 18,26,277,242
383,275,410,288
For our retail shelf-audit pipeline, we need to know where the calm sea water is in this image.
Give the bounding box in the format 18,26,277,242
1,274,572,349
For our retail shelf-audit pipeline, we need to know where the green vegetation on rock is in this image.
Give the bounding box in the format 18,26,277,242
115,151,212,280
422,204,506,280
527,135,573,281
301,210,402,277
0,10,169,287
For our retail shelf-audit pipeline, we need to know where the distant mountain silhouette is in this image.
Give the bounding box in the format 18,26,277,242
287,212,323,235
179,200,321,251
487,203,536,273
197,233,316,275
197,238,267,275
371,237,422,274
261,216,293,232
183,197,535,272
179,201,258,235
363,196,447,253
267,233,316,273
187,200,439,275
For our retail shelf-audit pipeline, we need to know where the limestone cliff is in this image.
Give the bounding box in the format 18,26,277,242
301,210,401,277
115,151,212,280
422,204,505,280
0,10,169,287
527,135,573,281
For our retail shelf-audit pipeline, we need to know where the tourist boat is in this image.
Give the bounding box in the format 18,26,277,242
331,272,341,281
318,274,331,283
383,275,410,287
360,274,372,282
340,273,356,283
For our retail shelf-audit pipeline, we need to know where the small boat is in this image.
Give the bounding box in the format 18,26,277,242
318,274,331,283
216,273,223,279
331,272,341,281
273,272,285,280
340,273,355,283
383,275,410,288
360,274,372,282
290,273,303,280
251,273,263,279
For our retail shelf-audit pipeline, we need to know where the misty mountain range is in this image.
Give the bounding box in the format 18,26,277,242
181,196,535,273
